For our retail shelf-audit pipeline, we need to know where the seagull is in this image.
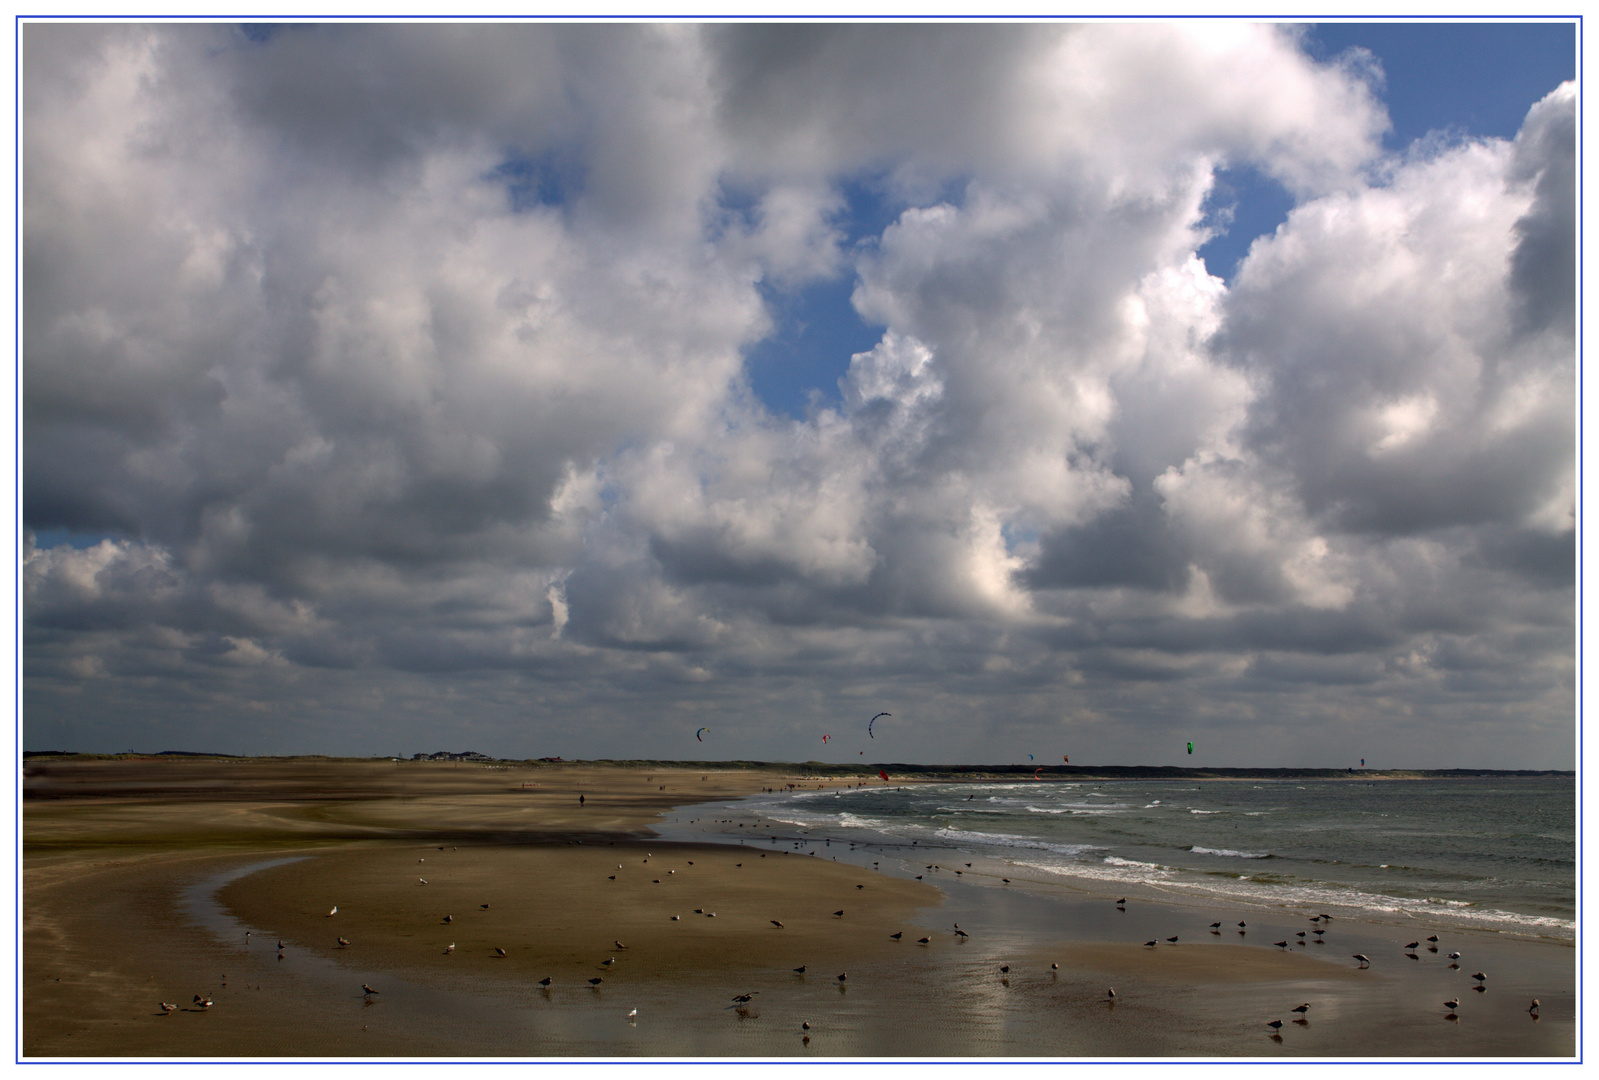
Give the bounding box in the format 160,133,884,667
1529,998,1540,1014
954,929,968,939
731,992,759,1003
1444,998,1459,1011
337,937,350,948
495,947,507,957
1238,921,1247,928
1448,951,1461,960
1353,954,1370,968
589,977,603,987
1210,922,1222,930
1144,940,1157,947
802,1021,811,1029
615,940,628,949
1405,941,1419,950
1266,1020,1282,1032
793,966,806,974
771,921,785,928
1472,972,1487,983
1167,936,1179,944
999,965,1009,974
419,878,427,885
444,943,455,954
1106,988,1115,999
443,915,453,923
627,1008,637,1020
538,977,552,987
277,940,285,950
601,957,616,967
160,1002,177,1013
890,932,903,940
670,915,680,921
195,997,213,1010
363,984,378,995
1274,941,1288,949
833,910,844,917
1292,1003,1310,1015
837,973,847,982
326,905,337,917
918,937,931,944
480,903,491,910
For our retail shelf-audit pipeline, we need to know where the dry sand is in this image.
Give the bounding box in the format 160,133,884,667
22,756,1575,1059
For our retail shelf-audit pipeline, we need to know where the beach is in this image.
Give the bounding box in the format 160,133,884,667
22,757,1575,1059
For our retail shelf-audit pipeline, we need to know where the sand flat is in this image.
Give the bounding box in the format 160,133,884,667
23,756,1575,1058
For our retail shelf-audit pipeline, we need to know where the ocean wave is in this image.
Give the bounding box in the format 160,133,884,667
1015,858,1175,884
836,812,891,830
932,826,1102,857
1189,809,1222,815
1191,846,1270,859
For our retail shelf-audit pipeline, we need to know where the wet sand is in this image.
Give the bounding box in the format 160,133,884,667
22,757,1575,1058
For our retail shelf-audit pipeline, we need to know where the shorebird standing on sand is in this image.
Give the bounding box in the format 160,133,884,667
1353,954,1370,968
160,1002,177,1013
337,937,350,948
326,905,337,917
363,984,378,996
1266,1020,1282,1033
444,943,456,954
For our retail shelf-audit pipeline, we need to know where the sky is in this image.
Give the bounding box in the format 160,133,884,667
20,21,1577,768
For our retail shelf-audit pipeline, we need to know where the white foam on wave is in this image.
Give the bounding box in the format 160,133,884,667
1150,876,1575,939
932,826,1103,858
1191,846,1269,859
1015,858,1175,885
836,812,891,830
1189,809,1222,815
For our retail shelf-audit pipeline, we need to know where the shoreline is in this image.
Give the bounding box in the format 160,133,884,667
22,758,1575,1059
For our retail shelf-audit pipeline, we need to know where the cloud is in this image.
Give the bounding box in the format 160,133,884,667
21,25,1573,767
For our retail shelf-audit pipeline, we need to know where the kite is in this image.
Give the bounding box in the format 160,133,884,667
696,727,710,743
1063,754,1069,764
1187,742,1194,755
1034,768,1042,779
878,770,890,782
869,712,890,738
822,734,831,744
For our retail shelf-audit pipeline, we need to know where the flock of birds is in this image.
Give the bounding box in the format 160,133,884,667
157,847,1548,1044
1118,901,1543,1038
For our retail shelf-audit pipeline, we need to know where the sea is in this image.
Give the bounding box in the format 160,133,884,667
658,774,1576,942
